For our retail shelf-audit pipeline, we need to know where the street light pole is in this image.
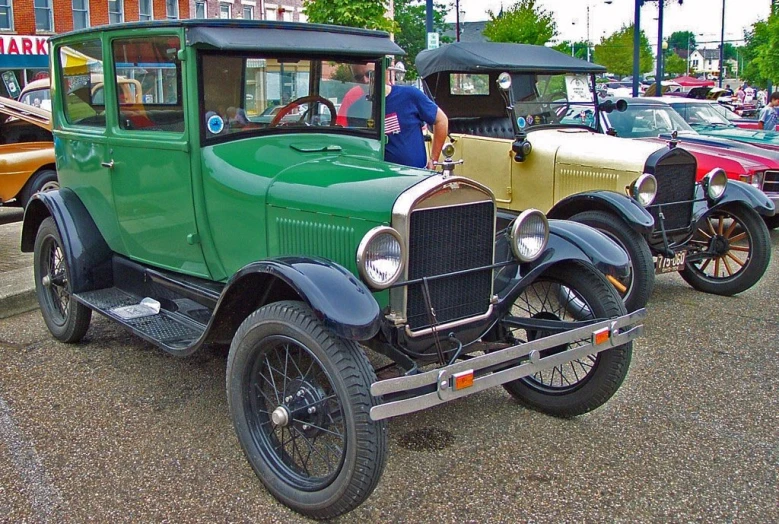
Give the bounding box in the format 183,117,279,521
654,0,664,97
686,33,690,76
719,0,725,87
632,0,642,97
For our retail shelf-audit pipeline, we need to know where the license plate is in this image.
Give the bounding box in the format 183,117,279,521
654,251,686,274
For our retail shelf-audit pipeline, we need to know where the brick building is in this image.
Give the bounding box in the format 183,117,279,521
188,0,305,22
0,0,190,96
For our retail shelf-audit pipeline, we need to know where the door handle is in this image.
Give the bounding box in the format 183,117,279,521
101,160,115,169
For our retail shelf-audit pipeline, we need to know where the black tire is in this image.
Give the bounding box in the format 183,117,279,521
226,301,386,520
680,204,771,295
33,217,91,342
20,169,58,209
569,210,654,312
764,214,779,230
501,262,632,418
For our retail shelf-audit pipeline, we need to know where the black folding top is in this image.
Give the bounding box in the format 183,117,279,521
52,19,405,57
417,42,606,77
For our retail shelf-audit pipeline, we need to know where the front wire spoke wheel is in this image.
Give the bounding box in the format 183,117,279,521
499,262,632,418
227,301,386,519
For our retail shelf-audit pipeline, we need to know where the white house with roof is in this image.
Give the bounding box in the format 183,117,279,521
688,48,721,78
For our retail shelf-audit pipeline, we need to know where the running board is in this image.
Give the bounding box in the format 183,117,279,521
76,287,208,352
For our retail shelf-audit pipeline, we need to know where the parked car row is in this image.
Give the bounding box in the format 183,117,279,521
11,22,777,520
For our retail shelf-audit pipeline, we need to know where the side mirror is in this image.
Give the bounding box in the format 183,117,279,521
496,72,512,91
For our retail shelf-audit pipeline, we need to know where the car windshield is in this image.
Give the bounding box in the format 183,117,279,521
200,54,381,140
510,72,598,131
670,102,734,128
709,103,742,122
605,104,694,138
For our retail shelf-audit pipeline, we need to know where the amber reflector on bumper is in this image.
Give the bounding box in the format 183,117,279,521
453,370,474,390
593,327,610,345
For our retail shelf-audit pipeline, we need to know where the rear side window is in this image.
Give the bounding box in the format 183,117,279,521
59,39,105,127
112,36,184,132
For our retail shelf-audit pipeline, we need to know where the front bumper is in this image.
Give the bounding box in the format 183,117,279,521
369,308,647,421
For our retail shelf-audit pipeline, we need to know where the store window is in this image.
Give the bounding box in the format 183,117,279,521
72,0,89,30
34,0,53,32
109,0,124,24
59,39,105,127
139,0,152,21
219,3,231,19
195,1,205,18
0,0,13,30
243,6,253,19
166,0,178,19
113,36,183,132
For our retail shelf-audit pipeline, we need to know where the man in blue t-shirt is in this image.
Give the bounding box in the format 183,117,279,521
384,81,448,169
758,92,779,131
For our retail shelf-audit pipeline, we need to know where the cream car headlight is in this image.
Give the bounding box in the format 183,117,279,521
356,226,404,290
702,168,727,200
629,173,657,206
509,209,549,262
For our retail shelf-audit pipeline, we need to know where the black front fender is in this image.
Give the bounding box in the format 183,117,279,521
547,190,655,233
21,188,113,293
208,257,381,343
693,180,776,222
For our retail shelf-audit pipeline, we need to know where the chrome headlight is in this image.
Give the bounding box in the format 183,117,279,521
702,168,727,200
629,173,657,206
356,226,404,290
509,209,549,262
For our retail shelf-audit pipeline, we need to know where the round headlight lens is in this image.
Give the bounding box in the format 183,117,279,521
630,173,657,207
357,227,404,290
509,209,549,262
704,168,728,200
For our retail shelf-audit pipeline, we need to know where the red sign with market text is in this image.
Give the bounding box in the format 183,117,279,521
0,35,49,56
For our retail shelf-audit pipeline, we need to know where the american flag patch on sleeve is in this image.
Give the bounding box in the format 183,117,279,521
385,112,401,134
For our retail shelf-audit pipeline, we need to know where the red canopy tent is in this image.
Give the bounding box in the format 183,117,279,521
671,75,715,87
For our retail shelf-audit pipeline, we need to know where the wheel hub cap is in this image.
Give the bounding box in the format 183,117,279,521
712,235,730,256
271,406,290,427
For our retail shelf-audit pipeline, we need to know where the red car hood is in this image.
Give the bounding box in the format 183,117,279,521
640,137,775,180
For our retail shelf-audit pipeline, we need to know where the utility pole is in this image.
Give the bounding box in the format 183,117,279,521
632,0,642,97
718,0,725,87
455,0,461,42
425,0,438,49
655,0,664,97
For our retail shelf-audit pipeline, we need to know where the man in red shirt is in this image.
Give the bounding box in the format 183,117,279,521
336,64,372,127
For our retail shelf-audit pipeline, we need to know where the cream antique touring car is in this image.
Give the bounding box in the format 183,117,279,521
417,43,773,310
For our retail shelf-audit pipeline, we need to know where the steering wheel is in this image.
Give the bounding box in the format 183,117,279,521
269,95,337,127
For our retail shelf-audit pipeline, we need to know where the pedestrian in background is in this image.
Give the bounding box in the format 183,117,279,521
758,92,779,131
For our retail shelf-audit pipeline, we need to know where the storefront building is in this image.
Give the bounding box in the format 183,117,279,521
188,0,306,22
0,0,190,97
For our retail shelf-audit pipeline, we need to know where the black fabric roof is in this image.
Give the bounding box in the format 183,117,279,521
52,20,405,57
416,42,606,77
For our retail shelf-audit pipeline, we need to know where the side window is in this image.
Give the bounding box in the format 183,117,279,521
59,40,105,127
112,36,183,132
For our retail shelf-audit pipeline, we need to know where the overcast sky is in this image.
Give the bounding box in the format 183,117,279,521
446,0,772,49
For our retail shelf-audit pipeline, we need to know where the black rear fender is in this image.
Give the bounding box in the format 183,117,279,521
547,190,655,233
21,189,113,293
206,258,382,344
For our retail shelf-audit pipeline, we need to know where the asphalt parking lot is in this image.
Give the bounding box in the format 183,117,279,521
0,230,777,522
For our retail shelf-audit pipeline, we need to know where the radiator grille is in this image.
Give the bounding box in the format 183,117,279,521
763,170,779,194
406,201,494,331
647,155,697,231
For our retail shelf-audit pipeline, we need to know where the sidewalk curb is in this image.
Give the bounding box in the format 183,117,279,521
0,266,37,319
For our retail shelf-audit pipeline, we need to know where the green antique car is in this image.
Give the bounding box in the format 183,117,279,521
417,43,774,311
21,21,646,519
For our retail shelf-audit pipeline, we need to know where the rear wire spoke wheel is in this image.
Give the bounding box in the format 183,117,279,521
227,301,386,519
501,262,632,418
680,205,770,296
33,217,91,342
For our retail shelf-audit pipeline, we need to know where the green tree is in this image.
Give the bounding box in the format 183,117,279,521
741,18,771,86
722,42,737,61
667,30,696,56
482,0,557,45
302,0,395,32
757,13,779,84
394,0,449,81
552,40,589,61
592,25,653,77
664,52,686,76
